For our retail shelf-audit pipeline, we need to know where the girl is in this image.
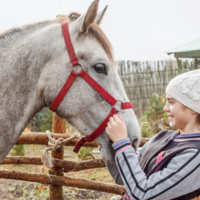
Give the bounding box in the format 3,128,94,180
105,69,200,200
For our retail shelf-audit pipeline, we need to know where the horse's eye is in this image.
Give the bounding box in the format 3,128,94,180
93,63,107,75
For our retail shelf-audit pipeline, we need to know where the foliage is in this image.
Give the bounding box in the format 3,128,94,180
77,147,94,161
31,108,76,133
10,145,25,156
177,59,198,74
139,93,170,138
10,127,31,156
39,108,53,132
31,108,53,132
139,116,153,138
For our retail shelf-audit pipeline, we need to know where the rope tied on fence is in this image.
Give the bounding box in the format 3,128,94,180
41,130,82,168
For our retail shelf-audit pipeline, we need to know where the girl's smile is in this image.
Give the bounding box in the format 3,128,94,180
168,115,174,120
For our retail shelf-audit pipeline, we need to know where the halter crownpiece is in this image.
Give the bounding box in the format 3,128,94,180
49,22,134,153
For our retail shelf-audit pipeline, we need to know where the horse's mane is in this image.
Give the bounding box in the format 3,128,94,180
0,13,114,64
0,20,57,48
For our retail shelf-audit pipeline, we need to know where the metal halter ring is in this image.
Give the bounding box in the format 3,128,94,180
113,100,123,112
72,62,85,73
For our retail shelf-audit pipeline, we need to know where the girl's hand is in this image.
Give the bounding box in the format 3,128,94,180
105,114,128,143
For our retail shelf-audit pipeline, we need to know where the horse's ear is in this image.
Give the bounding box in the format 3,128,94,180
80,0,99,33
95,5,107,25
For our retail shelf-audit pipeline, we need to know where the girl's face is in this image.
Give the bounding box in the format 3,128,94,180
163,94,197,130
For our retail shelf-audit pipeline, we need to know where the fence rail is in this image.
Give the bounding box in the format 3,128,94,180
15,132,149,147
0,170,126,195
16,132,98,147
1,157,106,172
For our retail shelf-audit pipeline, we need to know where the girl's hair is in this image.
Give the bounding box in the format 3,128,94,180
196,114,200,125
182,103,200,125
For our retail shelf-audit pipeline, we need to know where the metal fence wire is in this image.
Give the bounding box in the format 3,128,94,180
117,60,198,118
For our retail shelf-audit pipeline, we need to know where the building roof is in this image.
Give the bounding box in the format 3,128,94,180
167,38,200,58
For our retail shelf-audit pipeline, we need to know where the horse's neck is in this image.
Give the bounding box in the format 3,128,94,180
0,23,59,163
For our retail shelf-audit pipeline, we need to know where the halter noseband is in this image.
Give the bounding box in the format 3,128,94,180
49,22,134,153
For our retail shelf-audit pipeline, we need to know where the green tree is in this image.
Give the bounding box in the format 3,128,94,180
10,145,25,156
139,93,170,137
77,147,94,161
31,108,53,132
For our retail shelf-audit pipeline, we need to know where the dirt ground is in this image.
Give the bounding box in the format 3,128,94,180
0,179,117,200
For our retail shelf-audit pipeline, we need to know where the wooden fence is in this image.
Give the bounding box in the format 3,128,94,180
117,59,197,118
0,114,149,199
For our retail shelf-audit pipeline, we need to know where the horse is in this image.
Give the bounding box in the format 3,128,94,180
0,0,140,166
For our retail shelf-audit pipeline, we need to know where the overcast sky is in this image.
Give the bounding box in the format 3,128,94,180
0,0,200,61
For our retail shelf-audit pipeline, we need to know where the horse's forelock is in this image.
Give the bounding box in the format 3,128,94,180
56,16,114,66
88,23,114,66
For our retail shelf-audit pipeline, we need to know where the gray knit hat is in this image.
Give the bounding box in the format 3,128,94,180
166,69,200,113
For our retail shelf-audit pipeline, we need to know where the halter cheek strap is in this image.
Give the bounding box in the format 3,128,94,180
49,22,134,153
61,21,79,66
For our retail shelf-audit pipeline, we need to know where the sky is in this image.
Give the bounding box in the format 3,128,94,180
0,0,200,61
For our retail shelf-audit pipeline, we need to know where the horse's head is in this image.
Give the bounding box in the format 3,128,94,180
41,0,141,162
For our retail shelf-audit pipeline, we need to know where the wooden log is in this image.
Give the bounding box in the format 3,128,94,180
0,170,125,195
16,132,149,147
49,113,65,200
1,156,42,165
16,132,98,147
139,137,150,147
1,157,106,171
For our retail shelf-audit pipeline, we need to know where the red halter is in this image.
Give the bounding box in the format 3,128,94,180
49,22,134,153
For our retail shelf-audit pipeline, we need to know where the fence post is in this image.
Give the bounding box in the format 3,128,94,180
49,113,65,200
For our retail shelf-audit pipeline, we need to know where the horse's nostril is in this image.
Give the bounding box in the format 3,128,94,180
109,139,113,144
132,139,138,151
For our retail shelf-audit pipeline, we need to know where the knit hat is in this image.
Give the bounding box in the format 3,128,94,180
166,69,200,114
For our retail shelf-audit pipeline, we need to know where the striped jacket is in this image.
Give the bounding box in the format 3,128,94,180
105,130,200,200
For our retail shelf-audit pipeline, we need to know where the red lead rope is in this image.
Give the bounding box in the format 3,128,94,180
49,22,134,153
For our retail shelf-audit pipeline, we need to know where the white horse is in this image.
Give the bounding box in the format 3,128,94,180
0,0,140,165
